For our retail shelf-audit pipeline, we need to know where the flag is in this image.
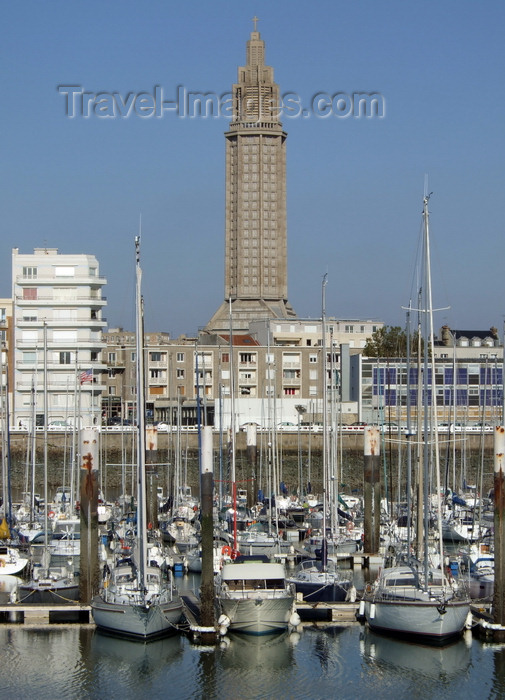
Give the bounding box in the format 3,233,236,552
80,368,93,385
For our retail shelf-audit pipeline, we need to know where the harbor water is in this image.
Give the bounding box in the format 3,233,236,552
1,573,504,700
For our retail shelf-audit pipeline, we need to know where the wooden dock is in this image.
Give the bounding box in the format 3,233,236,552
0,604,92,624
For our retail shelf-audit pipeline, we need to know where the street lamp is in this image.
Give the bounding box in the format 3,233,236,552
295,404,307,496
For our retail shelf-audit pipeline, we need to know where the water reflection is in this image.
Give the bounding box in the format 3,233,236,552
221,630,295,670
360,627,472,680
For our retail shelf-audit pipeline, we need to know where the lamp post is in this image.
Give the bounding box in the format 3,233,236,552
295,404,307,496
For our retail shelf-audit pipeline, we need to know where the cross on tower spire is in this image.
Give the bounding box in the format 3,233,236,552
252,15,259,32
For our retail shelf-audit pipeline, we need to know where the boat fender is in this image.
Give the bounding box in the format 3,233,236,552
370,603,376,619
289,612,301,627
359,600,365,616
218,614,230,627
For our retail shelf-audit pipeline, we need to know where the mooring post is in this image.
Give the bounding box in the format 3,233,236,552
364,426,380,554
245,423,257,508
493,426,505,636
79,427,99,604
200,425,217,642
146,425,159,529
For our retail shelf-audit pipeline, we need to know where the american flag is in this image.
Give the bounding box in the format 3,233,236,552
80,368,93,385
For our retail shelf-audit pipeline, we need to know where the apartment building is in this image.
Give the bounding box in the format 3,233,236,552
12,247,106,427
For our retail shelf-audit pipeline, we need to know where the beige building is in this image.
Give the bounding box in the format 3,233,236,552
206,25,296,333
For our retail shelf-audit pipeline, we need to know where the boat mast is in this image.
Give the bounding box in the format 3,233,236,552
135,236,148,592
422,194,445,583
321,273,328,566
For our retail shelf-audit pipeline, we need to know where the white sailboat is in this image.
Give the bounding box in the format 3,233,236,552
91,236,183,640
362,193,471,644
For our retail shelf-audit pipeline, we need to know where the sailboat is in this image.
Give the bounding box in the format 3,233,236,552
362,194,471,645
18,322,79,604
91,236,184,640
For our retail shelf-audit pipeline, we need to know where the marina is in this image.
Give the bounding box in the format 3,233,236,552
0,598,503,700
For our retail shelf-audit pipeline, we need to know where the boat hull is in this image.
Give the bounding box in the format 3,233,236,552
290,579,350,602
91,595,184,640
18,580,80,605
219,596,294,635
363,597,469,645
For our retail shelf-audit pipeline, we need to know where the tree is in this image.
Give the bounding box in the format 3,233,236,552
363,325,422,358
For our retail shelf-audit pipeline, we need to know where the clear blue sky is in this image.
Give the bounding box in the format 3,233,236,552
2,1,504,337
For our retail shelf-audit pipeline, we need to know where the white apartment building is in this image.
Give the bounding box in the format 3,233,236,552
12,247,107,427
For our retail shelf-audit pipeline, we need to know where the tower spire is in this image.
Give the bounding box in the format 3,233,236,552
205,26,296,334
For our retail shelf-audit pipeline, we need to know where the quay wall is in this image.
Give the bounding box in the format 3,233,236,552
5,429,495,504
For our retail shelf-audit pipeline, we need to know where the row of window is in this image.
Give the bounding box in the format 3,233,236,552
21,266,97,279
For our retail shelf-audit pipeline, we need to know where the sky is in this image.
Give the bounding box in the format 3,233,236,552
2,1,504,338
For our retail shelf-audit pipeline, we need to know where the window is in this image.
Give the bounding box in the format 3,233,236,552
53,330,77,342
23,351,37,364
309,354,317,364
177,352,185,362
345,325,354,333
177,369,185,379
240,352,255,364
59,352,71,365
54,266,75,277
22,311,38,322
221,352,229,363
108,352,117,363
23,288,37,300
108,386,116,396
150,352,163,362
131,352,136,362
91,351,98,361
22,330,38,342
22,266,37,279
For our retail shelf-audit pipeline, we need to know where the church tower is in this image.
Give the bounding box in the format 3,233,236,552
206,21,296,333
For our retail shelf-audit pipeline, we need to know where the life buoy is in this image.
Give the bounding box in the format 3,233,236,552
221,545,232,557
48,511,55,520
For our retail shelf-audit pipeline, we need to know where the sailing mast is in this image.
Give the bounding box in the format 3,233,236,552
321,273,328,565
135,236,148,592
422,194,445,585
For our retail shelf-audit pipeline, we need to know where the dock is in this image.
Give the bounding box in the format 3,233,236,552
0,604,91,624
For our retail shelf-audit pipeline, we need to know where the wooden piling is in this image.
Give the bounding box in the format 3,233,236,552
493,426,505,639
363,427,381,555
79,427,99,604
199,426,217,643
